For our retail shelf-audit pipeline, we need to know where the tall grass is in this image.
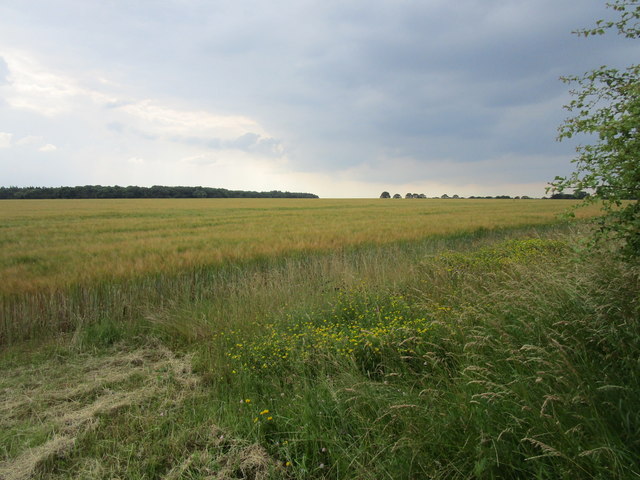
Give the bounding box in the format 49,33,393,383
191,236,640,479
1,198,602,344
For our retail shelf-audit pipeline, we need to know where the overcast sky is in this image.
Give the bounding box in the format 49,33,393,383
0,1,637,198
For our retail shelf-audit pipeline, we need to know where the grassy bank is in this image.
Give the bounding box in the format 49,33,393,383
1,224,638,479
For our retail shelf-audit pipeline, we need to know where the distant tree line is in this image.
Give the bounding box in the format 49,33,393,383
547,191,589,200
380,191,535,200
380,190,598,200
0,185,319,200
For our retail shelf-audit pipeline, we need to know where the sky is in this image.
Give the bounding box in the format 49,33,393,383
0,1,637,198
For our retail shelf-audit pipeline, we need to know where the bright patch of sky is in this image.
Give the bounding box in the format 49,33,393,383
0,0,637,197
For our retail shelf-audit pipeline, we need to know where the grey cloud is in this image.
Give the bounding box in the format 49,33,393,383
104,122,158,141
225,133,285,157
104,99,135,109
195,1,601,176
206,138,222,149
228,132,260,149
164,132,284,157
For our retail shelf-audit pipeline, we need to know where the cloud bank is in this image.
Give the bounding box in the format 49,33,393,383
0,0,638,197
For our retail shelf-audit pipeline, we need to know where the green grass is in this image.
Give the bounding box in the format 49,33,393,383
193,236,639,479
1,222,638,479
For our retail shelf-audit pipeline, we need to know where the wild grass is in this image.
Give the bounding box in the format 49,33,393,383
195,236,639,479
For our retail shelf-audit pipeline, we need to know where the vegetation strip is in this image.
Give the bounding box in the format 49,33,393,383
1,224,638,478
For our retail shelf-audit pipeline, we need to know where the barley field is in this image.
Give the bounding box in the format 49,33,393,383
0,198,598,296
0,198,600,344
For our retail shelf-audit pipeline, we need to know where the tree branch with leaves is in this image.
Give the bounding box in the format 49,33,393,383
550,1,639,258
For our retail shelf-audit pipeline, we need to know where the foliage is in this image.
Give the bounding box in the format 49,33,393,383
551,0,640,258
437,237,568,271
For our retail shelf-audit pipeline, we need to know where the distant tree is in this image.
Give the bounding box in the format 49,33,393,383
380,191,391,199
405,193,413,199
393,193,402,199
452,194,460,199
441,194,450,199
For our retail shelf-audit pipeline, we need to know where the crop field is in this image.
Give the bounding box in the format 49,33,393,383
1,198,599,343
1,198,638,480
1,198,599,296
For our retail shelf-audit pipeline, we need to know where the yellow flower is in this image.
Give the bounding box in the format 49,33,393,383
260,409,270,415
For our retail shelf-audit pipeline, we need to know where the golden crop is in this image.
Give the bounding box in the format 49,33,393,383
0,198,598,295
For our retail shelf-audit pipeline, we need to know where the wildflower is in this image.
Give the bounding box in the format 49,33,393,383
267,416,273,421
260,409,270,415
